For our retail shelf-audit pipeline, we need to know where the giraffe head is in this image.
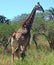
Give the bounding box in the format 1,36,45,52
35,2,44,12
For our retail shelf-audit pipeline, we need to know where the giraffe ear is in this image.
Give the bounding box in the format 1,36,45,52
37,2,40,5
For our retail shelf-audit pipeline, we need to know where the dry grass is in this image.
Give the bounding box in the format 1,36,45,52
0,36,54,65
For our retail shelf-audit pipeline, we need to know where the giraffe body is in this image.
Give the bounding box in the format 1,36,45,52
10,2,44,62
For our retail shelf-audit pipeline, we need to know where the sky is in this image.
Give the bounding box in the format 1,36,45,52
0,0,54,19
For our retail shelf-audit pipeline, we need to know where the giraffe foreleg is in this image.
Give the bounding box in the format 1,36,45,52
12,47,15,62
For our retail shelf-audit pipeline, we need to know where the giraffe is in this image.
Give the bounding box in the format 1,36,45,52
10,2,44,61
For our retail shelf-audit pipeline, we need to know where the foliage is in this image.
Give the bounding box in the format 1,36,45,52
0,8,54,65
0,15,10,23
0,22,22,38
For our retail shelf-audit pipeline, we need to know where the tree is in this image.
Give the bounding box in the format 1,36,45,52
47,8,54,20
0,15,6,23
5,19,10,24
0,15,10,24
13,14,28,22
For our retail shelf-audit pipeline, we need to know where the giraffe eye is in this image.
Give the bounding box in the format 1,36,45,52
39,6,40,7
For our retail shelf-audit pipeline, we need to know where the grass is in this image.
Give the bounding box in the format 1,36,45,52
0,36,54,65
14,47,54,65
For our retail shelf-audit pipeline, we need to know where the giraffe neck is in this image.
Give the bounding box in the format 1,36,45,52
22,5,37,30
